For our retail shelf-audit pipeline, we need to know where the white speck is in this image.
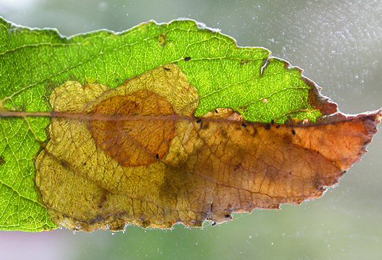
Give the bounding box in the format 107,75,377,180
126,13,129,16
249,235,252,239
263,98,268,103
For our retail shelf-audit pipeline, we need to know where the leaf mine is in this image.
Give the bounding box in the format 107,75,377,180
89,90,176,167
35,65,381,232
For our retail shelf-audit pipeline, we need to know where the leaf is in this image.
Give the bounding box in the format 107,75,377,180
0,17,380,232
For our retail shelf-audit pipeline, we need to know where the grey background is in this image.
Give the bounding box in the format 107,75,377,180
0,0,381,259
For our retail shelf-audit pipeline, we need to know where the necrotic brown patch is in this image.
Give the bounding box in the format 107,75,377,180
88,90,176,167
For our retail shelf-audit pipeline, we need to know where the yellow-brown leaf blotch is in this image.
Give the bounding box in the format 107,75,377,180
35,64,381,232
36,64,200,231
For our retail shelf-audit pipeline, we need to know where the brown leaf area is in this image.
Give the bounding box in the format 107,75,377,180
35,64,381,231
89,90,176,167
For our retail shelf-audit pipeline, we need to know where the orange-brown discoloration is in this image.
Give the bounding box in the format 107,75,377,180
35,65,381,232
89,91,176,167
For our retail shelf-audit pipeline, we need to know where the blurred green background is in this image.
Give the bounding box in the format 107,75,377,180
0,0,382,259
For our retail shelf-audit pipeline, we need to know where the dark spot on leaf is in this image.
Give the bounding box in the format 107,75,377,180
240,59,249,65
251,128,258,137
158,34,166,47
234,164,241,171
211,221,217,226
60,160,69,168
164,67,171,71
276,125,281,129
202,122,209,129
97,191,108,210
142,220,151,228
317,186,326,192
184,57,191,62
196,118,202,124
271,120,275,125
224,214,231,218
242,123,247,128
240,106,248,112
286,115,293,125
0,156,5,166
156,154,160,160
292,129,296,135
110,222,126,231
89,216,103,225
265,124,271,130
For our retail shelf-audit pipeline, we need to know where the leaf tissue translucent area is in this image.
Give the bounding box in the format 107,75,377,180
89,91,176,167
35,65,381,231
0,17,381,232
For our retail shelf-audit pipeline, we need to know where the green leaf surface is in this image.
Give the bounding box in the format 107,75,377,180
0,17,338,231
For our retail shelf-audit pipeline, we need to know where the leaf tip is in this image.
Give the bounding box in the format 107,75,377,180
377,109,382,123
